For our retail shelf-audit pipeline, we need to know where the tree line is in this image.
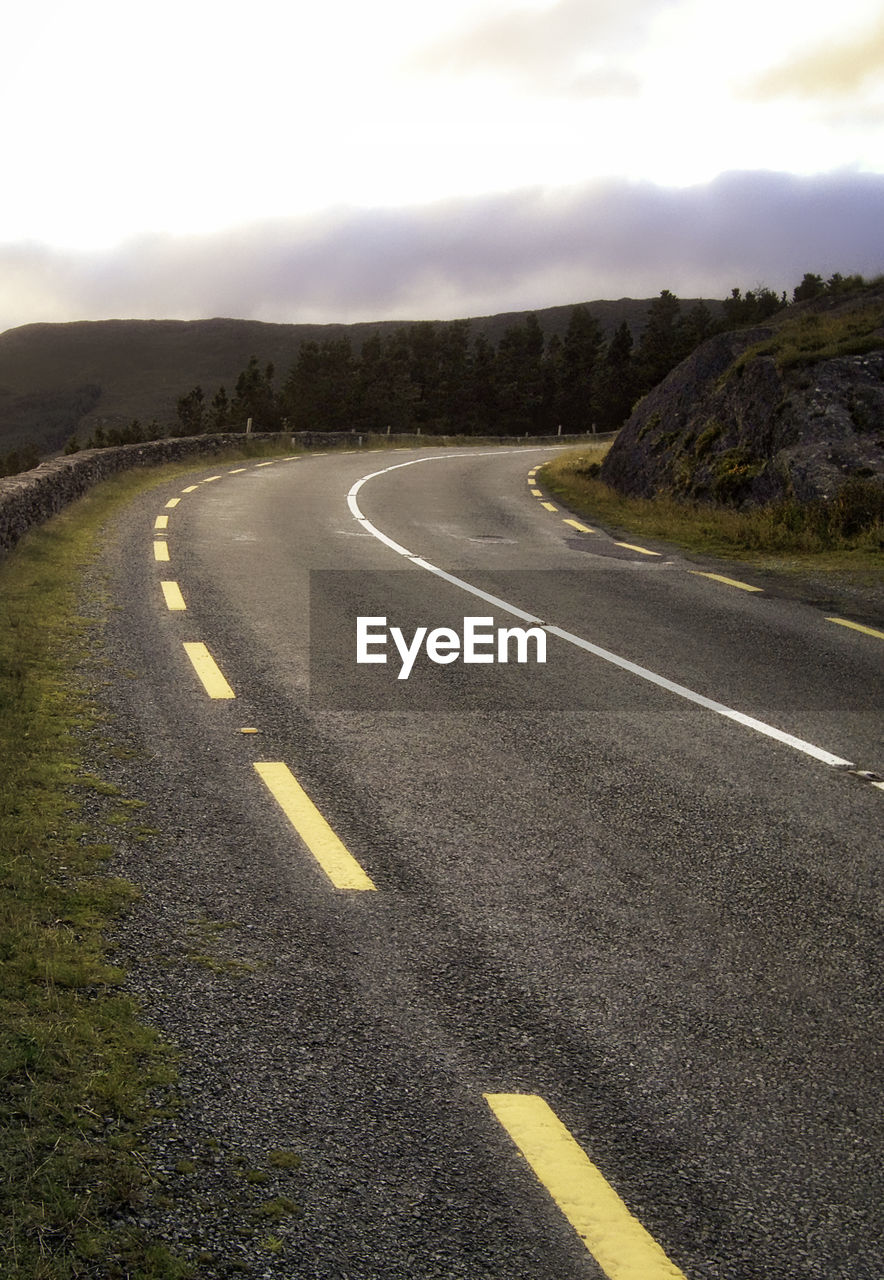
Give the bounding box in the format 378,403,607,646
170,280,802,440
3,271,871,478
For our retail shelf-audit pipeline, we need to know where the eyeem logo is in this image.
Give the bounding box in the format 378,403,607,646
357,616,547,680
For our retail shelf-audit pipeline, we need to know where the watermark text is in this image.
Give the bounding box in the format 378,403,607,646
357,615,547,680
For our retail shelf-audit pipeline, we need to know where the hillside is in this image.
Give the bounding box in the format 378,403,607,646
0,299,721,457
600,283,884,511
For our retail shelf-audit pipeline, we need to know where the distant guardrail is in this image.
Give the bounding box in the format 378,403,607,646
0,429,610,556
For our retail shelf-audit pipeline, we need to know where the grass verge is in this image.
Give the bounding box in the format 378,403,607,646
541,445,884,576
0,464,253,1278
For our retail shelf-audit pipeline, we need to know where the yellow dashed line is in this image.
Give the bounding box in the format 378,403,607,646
531,488,543,496
541,501,559,512
485,1094,687,1280
160,581,186,611
202,475,222,483
827,617,884,640
563,518,594,533
615,541,661,557
165,497,181,508
255,460,277,467
182,642,235,699
181,484,199,493
228,467,248,474
154,515,169,530
153,541,170,562
690,571,762,593
254,762,376,890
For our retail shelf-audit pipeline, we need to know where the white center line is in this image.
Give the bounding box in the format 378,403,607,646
347,455,858,773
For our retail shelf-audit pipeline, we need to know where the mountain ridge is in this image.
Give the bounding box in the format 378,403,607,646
0,298,721,456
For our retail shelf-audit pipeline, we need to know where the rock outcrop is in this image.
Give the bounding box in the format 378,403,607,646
601,290,884,509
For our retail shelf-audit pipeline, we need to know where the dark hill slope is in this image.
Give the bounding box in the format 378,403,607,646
601,286,884,508
0,299,721,455
0,318,382,453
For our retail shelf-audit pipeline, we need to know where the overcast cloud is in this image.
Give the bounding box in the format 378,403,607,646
2,170,881,333
1,1,882,334
409,0,672,95
747,14,884,99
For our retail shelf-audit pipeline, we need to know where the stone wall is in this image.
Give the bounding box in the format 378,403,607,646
0,433,289,556
0,429,594,557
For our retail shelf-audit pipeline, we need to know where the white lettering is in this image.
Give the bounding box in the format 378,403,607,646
390,626,427,680
426,628,460,663
497,626,547,663
463,616,495,663
355,617,548,678
356,616,388,663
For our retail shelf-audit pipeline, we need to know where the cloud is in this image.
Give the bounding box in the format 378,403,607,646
408,0,668,95
1,171,883,333
747,15,884,99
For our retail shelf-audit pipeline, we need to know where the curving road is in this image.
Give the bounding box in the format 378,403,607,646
100,446,882,1279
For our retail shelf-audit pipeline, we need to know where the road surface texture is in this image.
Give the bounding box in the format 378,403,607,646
93,446,882,1279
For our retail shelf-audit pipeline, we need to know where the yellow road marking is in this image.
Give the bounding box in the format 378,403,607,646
153,540,170,562
615,541,661,557
181,484,199,493
253,762,376,890
827,617,884,640
564,518,594,533
202,475,222,483
541,501,558,512
182,642,235,699
690,571,762,593
160,581,186,611
165,497,181,508
531,488,543,496
228,467,247,474
255,460,277,467
485,1094,687,1280
154,515,169,530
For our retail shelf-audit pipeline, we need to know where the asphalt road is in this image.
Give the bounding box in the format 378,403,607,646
98,445,882,1279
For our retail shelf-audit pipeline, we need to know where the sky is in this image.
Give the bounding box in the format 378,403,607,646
2,0,883,333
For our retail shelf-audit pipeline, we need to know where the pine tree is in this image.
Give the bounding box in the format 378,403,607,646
558,305,604,432
282,340,356,431
233,356,282,430
497,314,545,433
176,386,205,435
636,290,687,392
594,321,636,430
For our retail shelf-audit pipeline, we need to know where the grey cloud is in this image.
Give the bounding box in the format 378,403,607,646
1,171,883,333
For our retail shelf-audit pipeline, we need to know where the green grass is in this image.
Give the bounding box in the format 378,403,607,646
730,303,884,375
541,445,884,572
0,463,261,1278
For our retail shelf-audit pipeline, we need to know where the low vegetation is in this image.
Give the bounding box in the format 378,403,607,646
0,466,245,1278
542,445,883,568
729,299,884,377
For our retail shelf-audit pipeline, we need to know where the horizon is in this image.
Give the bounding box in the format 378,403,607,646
1,288,736,339
3,2,883,334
